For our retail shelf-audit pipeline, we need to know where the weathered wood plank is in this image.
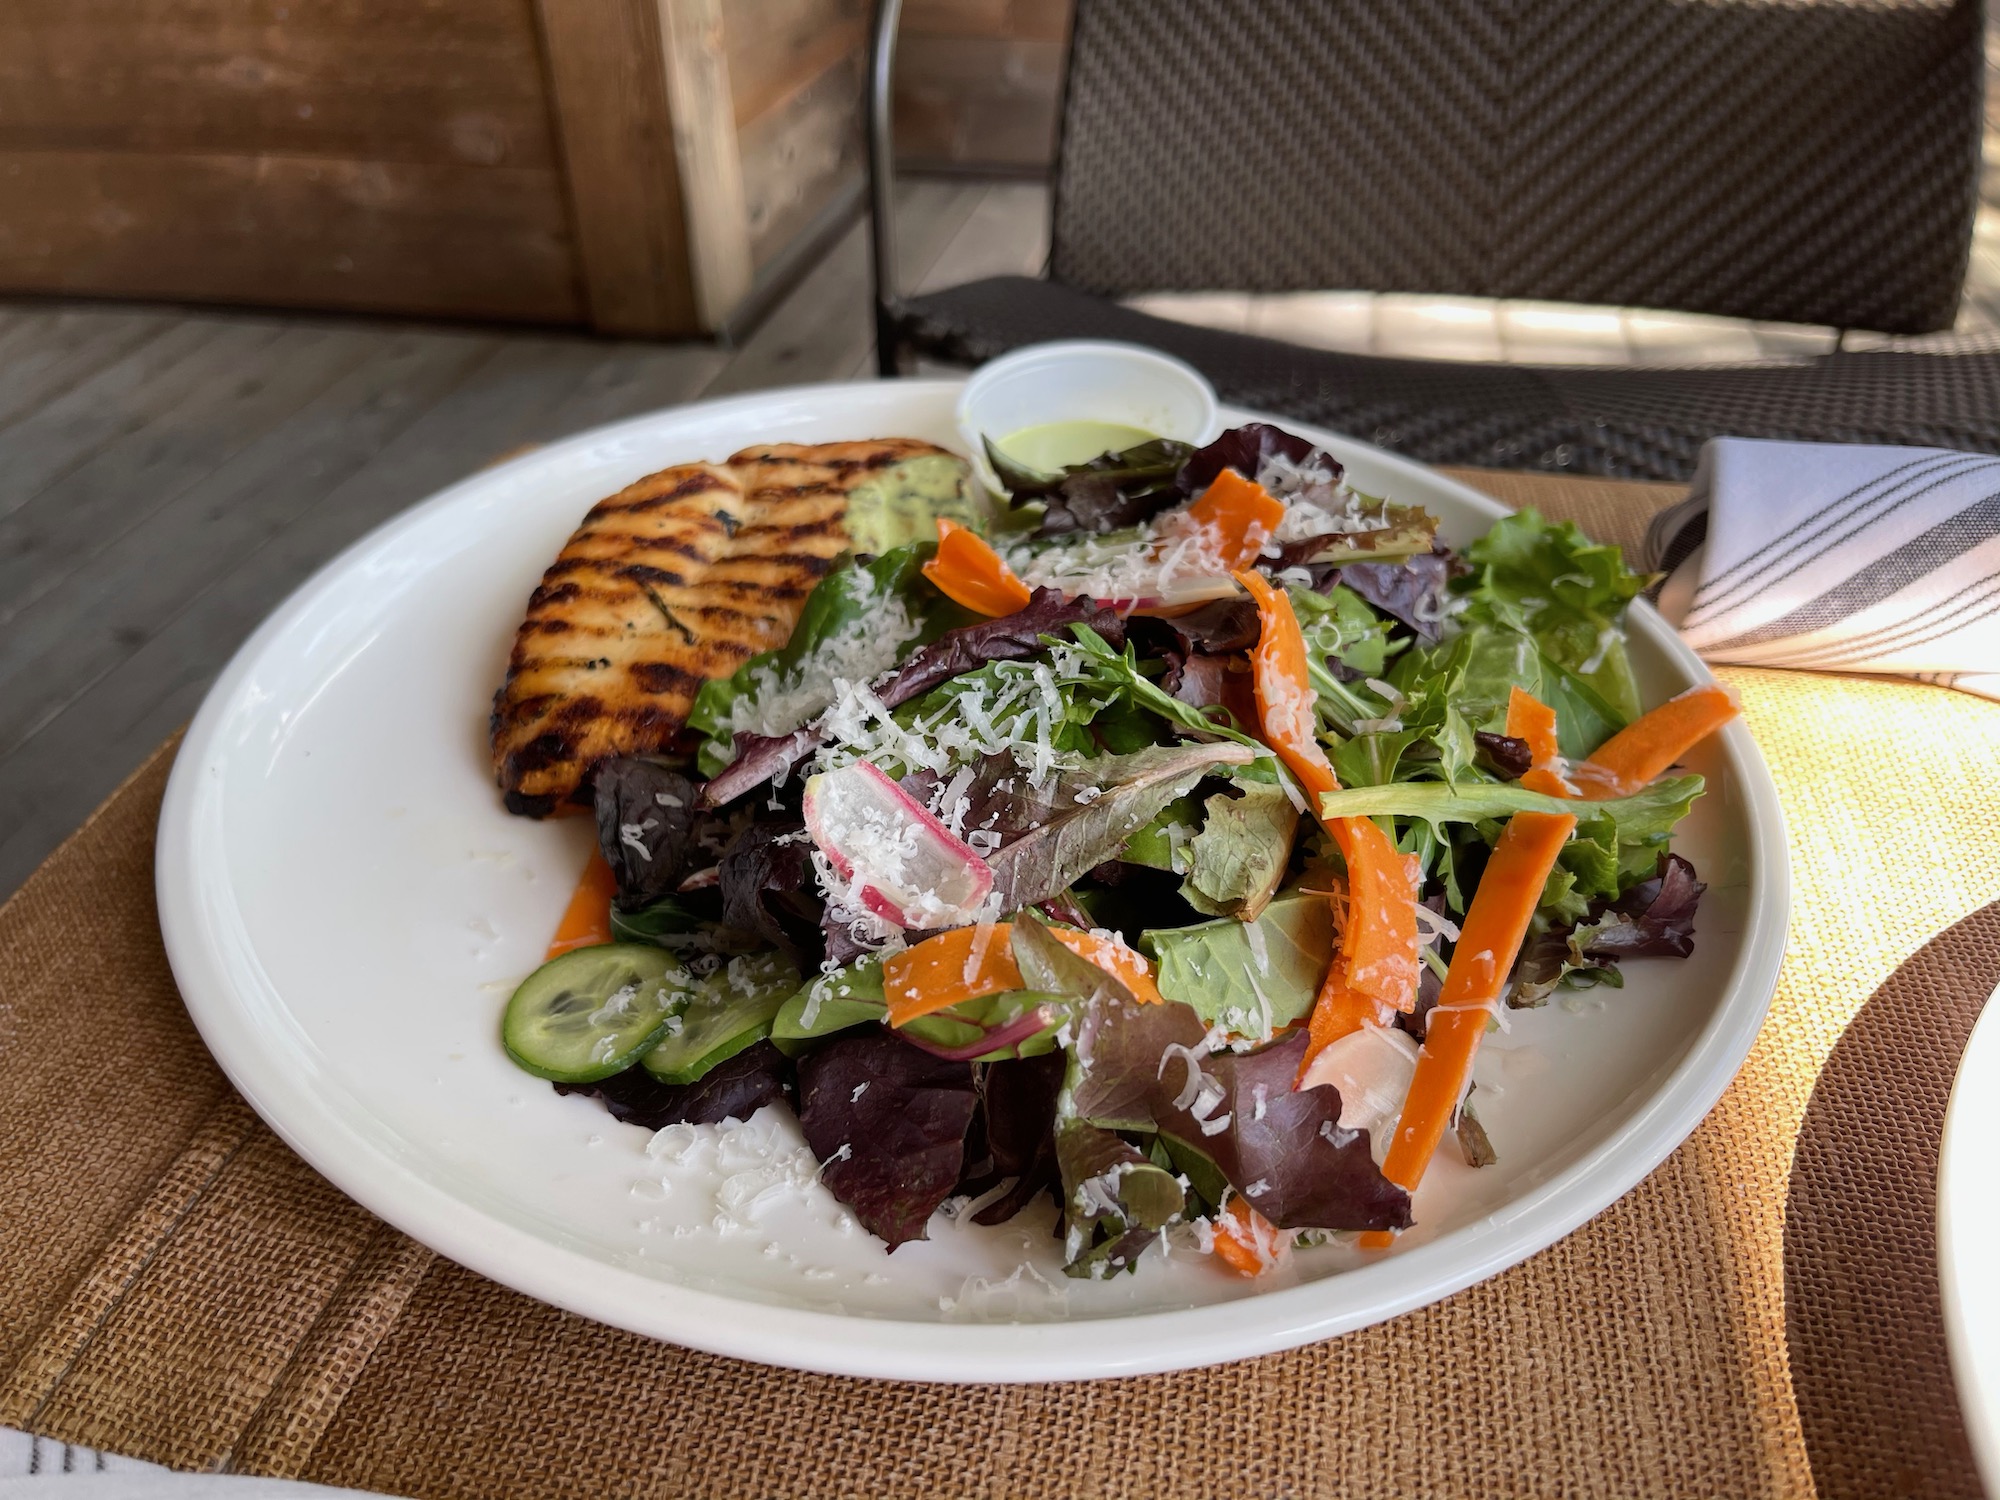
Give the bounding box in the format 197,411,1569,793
0,306,183,432
0,0,560,170
725,0,867,129
0,333,624,894
0,150,582,323
705,178,988,394
535,0,700,337
0,327,499,765
894,0,1069,169
0,322,390,647
660,0,754,326
893,33,1065,170
738,49,866,268
912,179,1050,291
0,316,269,522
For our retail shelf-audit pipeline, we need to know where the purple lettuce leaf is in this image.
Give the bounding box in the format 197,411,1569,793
717,822,823,965
1473,731,1533,780
1128,597,1261,659
1309,550,1458,641
1581,852,1706,959
876,588,1127,710
697,592,1127,809
960,1051,1067,1225
1177,421,1332,497
593,758,704,905
554,1041,791,1128
796,1030,979,1249
1066,994,1410,1232
700,727,819,809
1033,440,1194,537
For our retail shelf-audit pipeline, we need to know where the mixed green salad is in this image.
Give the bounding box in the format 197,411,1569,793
501,421,1730,1277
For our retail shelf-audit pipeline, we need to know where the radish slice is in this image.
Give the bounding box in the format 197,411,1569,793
1297,1022,1420,1165
802,762,994,929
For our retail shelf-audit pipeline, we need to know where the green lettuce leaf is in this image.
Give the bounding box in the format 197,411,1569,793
1117,794,1202,871
1140,891,1332,1039
770,956,1061,1060
1454,508,1652,747
1179,779,1298,918
986,742,1256,911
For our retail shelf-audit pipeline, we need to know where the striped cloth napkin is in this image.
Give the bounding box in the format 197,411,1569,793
1644,439,2000,700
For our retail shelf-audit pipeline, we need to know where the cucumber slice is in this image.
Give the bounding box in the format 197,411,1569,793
642,952,799,1085
502,944,691,1083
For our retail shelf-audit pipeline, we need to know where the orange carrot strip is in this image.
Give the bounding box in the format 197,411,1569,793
1211,1196,1282,1277
1236,567,1419,1014
881,922,1162,1026
1185,469,1287,572
1579,681,1740,797
1299,939,1397,1080
921,518,1033,617
1340,823,1421,1010
1359,808,1577,1248
1234,569,1341,825
1505,685,1561,767
546,849,618,959
1506,685,1578,799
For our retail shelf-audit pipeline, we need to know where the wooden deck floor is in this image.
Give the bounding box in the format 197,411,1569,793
0,179,1047,898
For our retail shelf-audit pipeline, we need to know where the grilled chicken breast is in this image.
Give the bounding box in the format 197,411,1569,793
492,437,957,816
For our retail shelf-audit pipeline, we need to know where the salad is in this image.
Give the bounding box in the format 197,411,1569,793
499,420,1737,1279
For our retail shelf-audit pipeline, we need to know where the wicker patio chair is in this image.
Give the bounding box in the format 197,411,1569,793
867,0,1998,482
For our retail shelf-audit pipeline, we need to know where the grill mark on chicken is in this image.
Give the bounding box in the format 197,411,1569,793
492,437,958,813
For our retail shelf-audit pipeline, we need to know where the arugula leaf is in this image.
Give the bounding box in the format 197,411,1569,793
1067,625,1273,753
1319,776,1702,907
1180,780,1298,919
1141,891,1333,1039
1316,775,1701,838
1455,508,1652,742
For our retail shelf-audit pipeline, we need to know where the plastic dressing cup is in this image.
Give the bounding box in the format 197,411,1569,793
956,341,1220,495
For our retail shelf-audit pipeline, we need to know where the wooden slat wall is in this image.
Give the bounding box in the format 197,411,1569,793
724,0,869,272
0,0,586,324
535,0,701,335
894,0,1072,172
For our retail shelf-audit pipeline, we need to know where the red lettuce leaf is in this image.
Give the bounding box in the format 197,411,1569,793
1177,421,1333,497
554,1041,791,1128
1582,852,1706,959
592,758,705,905
960,1052,1066,1225
717,822,823,965
796,1030,979,1249
701,727,820,809
1302,550,1458,641
1473,731,1533,780
876,588,1126,709
1068,995,1410,1232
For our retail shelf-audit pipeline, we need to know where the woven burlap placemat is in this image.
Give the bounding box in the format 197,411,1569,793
2,470,1997,1499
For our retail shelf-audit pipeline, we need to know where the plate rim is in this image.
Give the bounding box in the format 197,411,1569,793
1938,981,2000,1494
156,378,1792,1382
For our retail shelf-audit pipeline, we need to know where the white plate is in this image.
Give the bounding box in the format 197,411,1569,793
1940,984,2000,1493
156,380,1789,1382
